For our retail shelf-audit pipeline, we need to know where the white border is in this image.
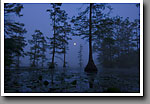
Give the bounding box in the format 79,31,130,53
1,0,143,96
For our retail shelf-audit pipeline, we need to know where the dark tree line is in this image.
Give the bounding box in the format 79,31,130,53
4,3,140,71
93,16,140,68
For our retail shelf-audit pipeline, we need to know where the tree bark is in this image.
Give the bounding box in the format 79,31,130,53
84,3,97,73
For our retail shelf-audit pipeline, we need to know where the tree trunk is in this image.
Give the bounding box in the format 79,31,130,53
50,14,56,69
36,42,40,67
63,48,66,67
136,30,139,50
16,55,20,68
42,45,44,68
63,32,66,68
33,44,36,67
84,3,97,73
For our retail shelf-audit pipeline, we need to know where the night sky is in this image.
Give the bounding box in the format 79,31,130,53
15,3,140,67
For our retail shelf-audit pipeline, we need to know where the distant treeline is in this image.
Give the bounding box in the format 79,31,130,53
4,3,140,69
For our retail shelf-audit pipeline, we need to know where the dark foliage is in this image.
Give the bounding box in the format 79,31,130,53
4,3,26,67
47,3,72,68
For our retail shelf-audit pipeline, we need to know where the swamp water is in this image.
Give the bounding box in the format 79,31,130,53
4,67,140,93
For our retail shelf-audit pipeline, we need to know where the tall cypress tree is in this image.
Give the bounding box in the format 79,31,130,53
41,36,47,68
71,3,111,73
59,10,72,68
47,3,63,68
78,44,83,68
47,3,71,68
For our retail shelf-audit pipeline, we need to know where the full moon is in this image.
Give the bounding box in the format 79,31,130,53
73,42,76,46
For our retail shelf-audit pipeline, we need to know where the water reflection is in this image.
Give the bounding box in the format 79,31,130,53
60,68,66,92
50,68,54,85
86,72,97,89
4,67,139,93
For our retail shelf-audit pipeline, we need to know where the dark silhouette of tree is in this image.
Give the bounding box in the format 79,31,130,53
47,3,63,68
28,30,44,67
47,4,72,68
60,23,72,68
5,38,16,67
93,16,140,68
78,44,83,68
59,11,72,68
12,34,27,68
115,17,140,68
4,3,23,17
4,3,24,36
71,3,111,73
112,16,123,59
131,19,140,51
93,17,114,67
41,36,47,68
84,3,97,73
4,3,26,67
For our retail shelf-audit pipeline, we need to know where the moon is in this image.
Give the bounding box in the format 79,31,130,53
73,42,76,46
